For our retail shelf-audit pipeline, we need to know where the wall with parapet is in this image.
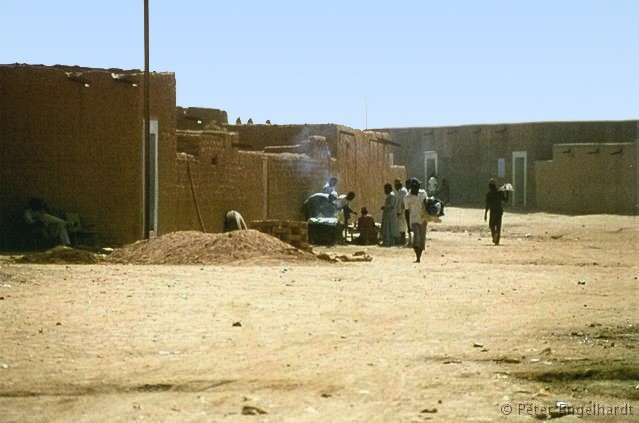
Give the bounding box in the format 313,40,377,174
384,120,638,211
535,142,637,214
176,106,228,131
170,123,406,230
231,123,406,220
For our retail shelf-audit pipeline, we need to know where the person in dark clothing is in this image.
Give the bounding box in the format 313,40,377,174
484,179,509,245
355,207,377,245
302,192,337,220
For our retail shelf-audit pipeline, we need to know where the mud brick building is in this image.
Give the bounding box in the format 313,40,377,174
0,64,176,248
382,121,638,214
169,115,405,234
0,65,404,248
2,63,635,250
226,122,405,220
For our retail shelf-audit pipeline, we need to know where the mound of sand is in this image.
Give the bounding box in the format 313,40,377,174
107,230,317,265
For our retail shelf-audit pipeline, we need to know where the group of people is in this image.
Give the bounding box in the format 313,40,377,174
318,175,508,263
379,177,443,262
23,176,507,254
380,179,408,247
303,175,509,260
331,177,443,263
305,176,445,262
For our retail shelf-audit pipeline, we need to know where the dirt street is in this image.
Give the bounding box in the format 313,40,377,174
0,208,637,422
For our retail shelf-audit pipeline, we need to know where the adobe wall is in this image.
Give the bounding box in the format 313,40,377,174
169,124,406,232
536,142,637,214
230,123,406,220
168,131,327,233
331,128,405,218
0,64,176,248
385,120,638,209
266,154,328,220
176,106,228,130
228,124,339,154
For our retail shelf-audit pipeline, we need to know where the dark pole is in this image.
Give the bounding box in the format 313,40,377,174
143,0,151,238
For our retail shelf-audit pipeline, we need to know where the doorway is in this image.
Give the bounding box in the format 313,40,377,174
423,151,438,183
512,151,527,207
147,120,159,237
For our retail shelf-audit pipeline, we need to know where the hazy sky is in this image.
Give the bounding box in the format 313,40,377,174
2,1,637,129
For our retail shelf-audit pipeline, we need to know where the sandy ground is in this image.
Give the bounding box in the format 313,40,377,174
0,207,637,422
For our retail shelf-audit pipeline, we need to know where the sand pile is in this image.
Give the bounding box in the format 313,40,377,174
107,230,317,265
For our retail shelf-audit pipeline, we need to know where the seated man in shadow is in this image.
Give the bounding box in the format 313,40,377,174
355,207,377,245
23,198,71,246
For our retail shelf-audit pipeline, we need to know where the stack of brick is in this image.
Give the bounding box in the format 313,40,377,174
249,220,309,251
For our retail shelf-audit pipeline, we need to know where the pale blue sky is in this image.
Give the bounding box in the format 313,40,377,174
2,1,637,129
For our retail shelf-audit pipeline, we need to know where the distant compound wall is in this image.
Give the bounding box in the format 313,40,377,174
384,120,638,211
536,142,637,214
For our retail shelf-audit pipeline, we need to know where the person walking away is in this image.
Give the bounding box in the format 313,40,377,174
403,178,428,262
484,179,509,245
